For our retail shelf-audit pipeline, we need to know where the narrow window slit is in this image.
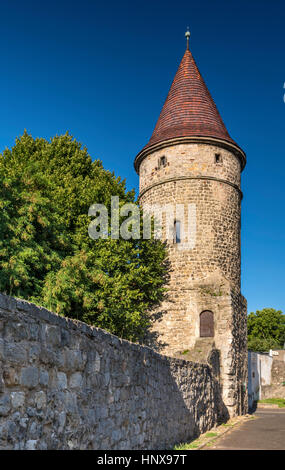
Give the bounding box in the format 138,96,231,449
158,156,167,168
215,153,222,164
174,220,181,244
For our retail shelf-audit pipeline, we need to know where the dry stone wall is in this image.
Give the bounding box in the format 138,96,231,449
0,293,222,450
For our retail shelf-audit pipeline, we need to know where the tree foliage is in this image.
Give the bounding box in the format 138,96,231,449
0,131,168,341
247,308,285,352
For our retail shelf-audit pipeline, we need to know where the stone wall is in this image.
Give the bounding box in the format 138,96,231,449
0,293,223,450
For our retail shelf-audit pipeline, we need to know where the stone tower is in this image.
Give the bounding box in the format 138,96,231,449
134,35,248,416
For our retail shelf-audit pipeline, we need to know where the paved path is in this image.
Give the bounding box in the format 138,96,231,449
208,409,285,450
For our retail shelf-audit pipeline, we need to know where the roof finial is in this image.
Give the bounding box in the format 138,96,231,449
185,27,190,50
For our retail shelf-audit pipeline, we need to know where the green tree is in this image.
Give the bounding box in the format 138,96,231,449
0,131,168,341
247,308,285,352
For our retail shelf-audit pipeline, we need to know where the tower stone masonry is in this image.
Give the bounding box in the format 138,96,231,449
134,39,248,416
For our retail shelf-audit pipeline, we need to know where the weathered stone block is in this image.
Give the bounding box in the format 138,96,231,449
34,391,46,409
111,429,122,443
5,321,31,342
40,346,65,368
0,394,11,416
39,369,49,387
63,391,78,415
29,323,39,341
65,350,85,371
20,367,39,389
69,372,83,389
28,420,42,440
29,344,41,363
42,325,61,347
60,329,71,347
57,372,67,390
3,367,19,387
57,411,66,433
10,392,25,409
5,342,28,364
25,439,38,450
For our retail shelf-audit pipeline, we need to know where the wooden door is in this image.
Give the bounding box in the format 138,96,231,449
200,310,214,337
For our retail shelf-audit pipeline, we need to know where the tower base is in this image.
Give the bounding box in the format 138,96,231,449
145,276,248,416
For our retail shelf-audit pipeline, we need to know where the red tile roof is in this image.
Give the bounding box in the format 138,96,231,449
144,49,236,149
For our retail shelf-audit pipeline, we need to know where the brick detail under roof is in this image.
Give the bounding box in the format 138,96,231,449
144,49,236,149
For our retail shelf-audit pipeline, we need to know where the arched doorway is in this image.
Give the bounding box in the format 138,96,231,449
200,310,214,337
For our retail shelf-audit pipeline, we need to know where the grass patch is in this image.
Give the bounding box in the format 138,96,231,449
181,350,190,355
174,441,201,450
258,398,285,408
174,432,218,450
173,415,252,450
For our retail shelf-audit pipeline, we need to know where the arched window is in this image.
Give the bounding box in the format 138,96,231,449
200,310,214,337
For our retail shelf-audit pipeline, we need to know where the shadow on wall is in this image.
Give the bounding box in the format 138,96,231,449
0,293,229,450
207,348,230,423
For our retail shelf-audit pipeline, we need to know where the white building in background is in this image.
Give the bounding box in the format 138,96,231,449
248,350,285,408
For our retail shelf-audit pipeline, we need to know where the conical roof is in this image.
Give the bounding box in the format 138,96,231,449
145,48,235,148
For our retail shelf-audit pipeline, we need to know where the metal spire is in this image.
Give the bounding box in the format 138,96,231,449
185,27,190,50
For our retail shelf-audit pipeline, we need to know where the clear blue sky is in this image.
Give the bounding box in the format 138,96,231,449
0,0,284,315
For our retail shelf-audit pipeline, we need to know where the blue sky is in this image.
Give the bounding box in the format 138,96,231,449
0,0,284,314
